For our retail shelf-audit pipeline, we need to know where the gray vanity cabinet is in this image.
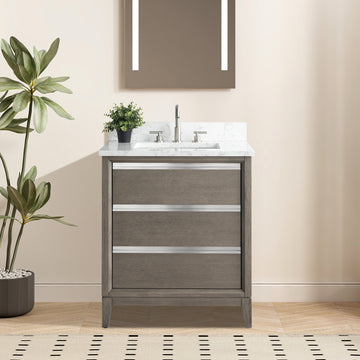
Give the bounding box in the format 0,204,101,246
102,157,251,327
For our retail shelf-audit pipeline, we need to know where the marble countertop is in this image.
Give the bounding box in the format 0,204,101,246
99,141,254,157
98,122,255,157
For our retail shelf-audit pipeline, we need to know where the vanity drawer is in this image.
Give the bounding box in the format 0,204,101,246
112,254,241,289
112,165,241,205
113,212,241,246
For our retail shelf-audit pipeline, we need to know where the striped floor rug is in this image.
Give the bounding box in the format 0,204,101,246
0,334,359,360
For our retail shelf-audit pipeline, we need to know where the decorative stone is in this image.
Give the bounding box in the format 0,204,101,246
0,269,32,279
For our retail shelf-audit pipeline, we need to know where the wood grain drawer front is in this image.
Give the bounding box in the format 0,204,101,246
113,212,240,246
113,254,241,289
112,165,241,205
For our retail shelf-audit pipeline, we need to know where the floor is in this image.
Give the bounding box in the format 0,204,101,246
0,303,359,335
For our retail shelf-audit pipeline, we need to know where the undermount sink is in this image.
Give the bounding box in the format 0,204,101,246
133,142,221,150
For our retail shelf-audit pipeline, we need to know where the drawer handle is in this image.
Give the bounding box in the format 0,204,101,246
112,246,241,254
112,204,241,212
113,163,241,170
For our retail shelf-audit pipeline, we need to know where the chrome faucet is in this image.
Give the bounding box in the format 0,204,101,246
174,104,181,143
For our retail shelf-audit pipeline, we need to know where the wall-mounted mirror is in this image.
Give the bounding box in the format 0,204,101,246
125,0,235,89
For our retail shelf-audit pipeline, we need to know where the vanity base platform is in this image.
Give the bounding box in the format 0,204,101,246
102,295,252,328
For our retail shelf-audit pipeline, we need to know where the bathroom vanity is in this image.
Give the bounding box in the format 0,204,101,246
99,122,254,328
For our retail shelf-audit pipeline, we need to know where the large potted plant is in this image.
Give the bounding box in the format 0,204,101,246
0,37,74,317
104,102,144,143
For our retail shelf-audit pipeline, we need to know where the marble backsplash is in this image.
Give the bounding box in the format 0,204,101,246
108,122,247,144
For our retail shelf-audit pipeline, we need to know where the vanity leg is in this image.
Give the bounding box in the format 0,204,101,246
102,297,112,328
241,298,252,328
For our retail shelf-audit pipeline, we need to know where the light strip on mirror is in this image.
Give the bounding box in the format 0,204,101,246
132,0,139,71
221,0,228,71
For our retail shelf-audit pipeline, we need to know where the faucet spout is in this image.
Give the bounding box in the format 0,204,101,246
174,104,181,142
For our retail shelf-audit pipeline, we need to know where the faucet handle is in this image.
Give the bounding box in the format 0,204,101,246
149,131,164,143
193,131,207,143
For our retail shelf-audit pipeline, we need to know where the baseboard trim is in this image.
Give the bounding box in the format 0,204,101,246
36,282,102,302
35,282,360,302
253,282,360,302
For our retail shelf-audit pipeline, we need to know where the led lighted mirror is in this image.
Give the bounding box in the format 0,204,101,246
125,0,235,88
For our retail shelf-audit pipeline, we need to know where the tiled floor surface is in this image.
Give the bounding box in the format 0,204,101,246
0,302,359,334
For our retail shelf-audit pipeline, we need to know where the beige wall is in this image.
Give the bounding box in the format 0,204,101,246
0,0,360,301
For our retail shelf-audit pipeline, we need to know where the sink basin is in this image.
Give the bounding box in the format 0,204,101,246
133,142,220,150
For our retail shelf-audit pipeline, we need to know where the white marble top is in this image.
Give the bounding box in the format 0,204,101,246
99,122,254,157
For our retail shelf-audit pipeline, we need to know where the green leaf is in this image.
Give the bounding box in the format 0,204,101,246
24,165,37,181
3,125,33,134
41,97,74,120
50,83,72,94
7,186,28,217
0,94,15,112
28,214,76,226
35,181,46,197
13,91,30,112
33,84,55,94
0,90,8,102
31,182,51,212
0,50,25,83
22,52,35,81
0,186,8,199
0,108,16,130
22,179,36,208
10,37,32,58
34,76,72,94
38,182,51,209
29,214,62,220
23,166,37,183
33,96,48,133
38,49,46,61
40,38,60,74
1,39,26,82
35,76,50,86
33,46,41,76
51,76,69,83
17,63,32,84
17,165,37,191
9,118,27,125
0,77,24,91
35,82,72,95
0,215,19,223
1,39,15,62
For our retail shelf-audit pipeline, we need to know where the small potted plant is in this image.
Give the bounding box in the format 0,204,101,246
104,102,144,143
0,37,74,317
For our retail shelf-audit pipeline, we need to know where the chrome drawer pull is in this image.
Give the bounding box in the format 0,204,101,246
113,163,241,170
113,246,241,254
112,204,241,212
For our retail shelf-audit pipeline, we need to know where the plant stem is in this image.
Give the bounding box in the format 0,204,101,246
0,153,11,248
9,222,24,272
5,206,16,270
0,153,10,185
20,91,34,180
0,200,10,248
5,92,33,271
